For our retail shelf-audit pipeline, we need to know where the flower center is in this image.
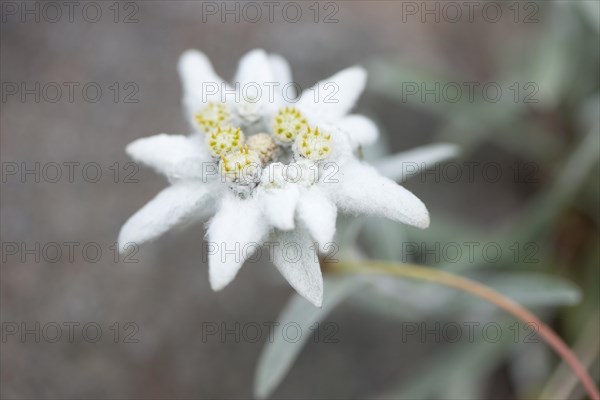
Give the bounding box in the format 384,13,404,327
195,102,231,132
246,133,280,164
206,105,333,195
295,126,331,161
207,126,244,158
272,107,309,143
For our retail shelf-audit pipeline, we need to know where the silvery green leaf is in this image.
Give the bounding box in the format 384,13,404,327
574,0,600,32
350,276,433,321
473,272,581,308
351,271,580,323
253,276,365,399
522,4,579,109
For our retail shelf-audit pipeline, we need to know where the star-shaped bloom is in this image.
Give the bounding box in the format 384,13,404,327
119,49,454,307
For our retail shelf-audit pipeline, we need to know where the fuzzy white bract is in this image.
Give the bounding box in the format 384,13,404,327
119,49,453,307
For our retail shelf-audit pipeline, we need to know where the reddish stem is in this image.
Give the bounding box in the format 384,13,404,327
333,261,600,400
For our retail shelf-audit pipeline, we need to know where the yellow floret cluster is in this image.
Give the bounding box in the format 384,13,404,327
295,126,332,161
219,145,262,184
194,102,231,132
272,107,309,143
196,102,333,188
207,126,244,158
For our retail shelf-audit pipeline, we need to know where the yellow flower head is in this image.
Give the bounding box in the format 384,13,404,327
295,126,332,161
272,107,309,143
206,126,244,158
219,145,263,184
195,102,231,132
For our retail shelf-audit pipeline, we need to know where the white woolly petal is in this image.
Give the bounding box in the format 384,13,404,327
233,49,277,114
297,66,367,121
118,181,214,252
178,49,228,124
271,229,323,307
336,114,379,149
374,143,460,182
322,160,430,229
126,133,213,181
234,49,274,88
258,185,299,231
268,53,296,103
207,194,269,291
297,187,337,252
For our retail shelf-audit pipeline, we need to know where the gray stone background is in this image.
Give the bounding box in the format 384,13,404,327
1,1,597,399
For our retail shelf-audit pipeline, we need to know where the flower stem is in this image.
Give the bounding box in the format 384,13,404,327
329,261,600,400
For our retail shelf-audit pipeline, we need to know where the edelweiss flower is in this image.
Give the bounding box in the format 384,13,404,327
119,49,450,307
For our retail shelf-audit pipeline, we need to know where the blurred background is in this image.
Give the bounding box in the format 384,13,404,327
1,1,598,399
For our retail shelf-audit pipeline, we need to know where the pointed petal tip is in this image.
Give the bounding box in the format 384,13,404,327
208,263,235,292
435,143,461,159
178,49,206,67
124,133,168,159
347,65,367,83
116,237,130,255
239,48,269,65
124,138,141,158
245,48,268,56
409,197,430,229
208,277,227,292
124,139,144,160
208,252,243,292
280,273,325,309
299,284,324,308
117,219,141,254
302,290,323,308
416,211,431,229
117,222,145,254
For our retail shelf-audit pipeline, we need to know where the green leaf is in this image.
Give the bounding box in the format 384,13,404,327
470,272,581,308
575,0,600,33
253,276,365,399
350,272,581,322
